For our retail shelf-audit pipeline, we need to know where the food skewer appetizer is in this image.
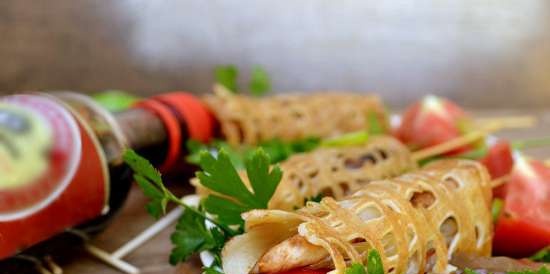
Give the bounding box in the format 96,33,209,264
203,85,389,146
103,93,545,274
193,123,512,211
223,159,493,274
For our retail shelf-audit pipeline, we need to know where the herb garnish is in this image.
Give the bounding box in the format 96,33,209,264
249,66,271,96
507,266,550,274
186,137,321,169
344,249,384,274
214,64,272,96
124,147,282,267
214,65,239,93
198,149,282,226
491,198,504,223
531,247,550,263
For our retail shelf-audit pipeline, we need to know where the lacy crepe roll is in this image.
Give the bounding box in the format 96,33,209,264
192,136,417,210
202,90,389,146
222,159,493,274
269,136,416,210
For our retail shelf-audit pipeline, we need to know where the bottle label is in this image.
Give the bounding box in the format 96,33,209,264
0,95,108,259
0,96,81,220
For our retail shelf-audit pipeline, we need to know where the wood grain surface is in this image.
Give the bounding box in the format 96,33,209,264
1,1,550,108
57,109,550,274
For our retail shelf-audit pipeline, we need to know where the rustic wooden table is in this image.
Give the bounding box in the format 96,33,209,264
62,109,550,274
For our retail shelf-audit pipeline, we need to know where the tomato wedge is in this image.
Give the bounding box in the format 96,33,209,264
493,158,550,257
395,95,471,154
480,140,514,198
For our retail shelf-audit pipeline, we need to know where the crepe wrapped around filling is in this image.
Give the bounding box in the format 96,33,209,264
193,136,417,210
202,89,389,146
222,159,493,274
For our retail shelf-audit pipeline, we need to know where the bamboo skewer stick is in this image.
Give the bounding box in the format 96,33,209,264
491,175,511,188
84,196,199,273
474,115,537,130
84,244,140,274
412,126,498,162
111,206,184,259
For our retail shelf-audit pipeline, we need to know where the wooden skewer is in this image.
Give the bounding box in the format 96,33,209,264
43,256,63,274
491,175,511,188
411,123,500,162
84,244,140,274
474,115,537,130
84,196,199,273
111,206,184,259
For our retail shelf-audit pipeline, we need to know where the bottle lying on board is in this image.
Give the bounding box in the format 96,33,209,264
0,90,390,271
0,91,217,271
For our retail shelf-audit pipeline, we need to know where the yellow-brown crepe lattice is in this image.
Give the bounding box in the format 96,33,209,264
202,89,389,146
222,159,493,274
269,136,416,210
192,136,417,210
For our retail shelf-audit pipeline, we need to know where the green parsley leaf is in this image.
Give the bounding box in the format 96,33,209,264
367,249,384,274
123,149,163,186
507,266,550,274
134,174,166,219
464,268,478,274
344,249,384,274
367,112,385,135
203,195,249,226
531,246,550,263
186,138,321,170
197,150,258,205
246,149,283,207
249,66,271,96
346,263,367,274
258,137,320,163
322,130,369,147
186,139,210,165
93,90,139,112
197,149,283,226
215,65,239,93
491,198,504,223
186,139,248,170
203,266,225,274
124,150,168,218
124,149,242,266
169,208,226,265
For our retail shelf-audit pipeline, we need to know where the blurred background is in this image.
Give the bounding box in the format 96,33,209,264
1,0,549,108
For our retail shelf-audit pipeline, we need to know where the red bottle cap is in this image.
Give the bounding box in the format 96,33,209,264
154,92,215,143
133,99,182,172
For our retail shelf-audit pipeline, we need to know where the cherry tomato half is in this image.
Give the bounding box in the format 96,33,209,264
493,158,550,257
396,95,471,154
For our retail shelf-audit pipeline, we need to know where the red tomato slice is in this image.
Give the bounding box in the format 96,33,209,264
480,140,514,198
493,158,550,257
396,96,471,154
277,269,329,274
493,215,550,257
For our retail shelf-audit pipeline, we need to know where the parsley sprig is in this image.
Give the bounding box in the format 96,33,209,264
198,149,282,226
531,247,550,263
345,250,384,274
124,147,283,266
186,137,320,169
214,64,271,96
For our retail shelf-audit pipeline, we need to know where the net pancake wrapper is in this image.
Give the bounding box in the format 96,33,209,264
193,136,417,210
222,159,493,274
202,91,389,146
